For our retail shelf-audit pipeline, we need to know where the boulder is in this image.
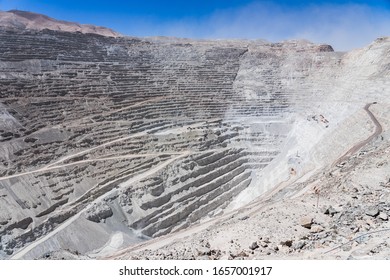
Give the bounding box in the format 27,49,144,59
85,203,113,223
293,240,306,250
280,240,293,247
310,225,324,233
300,216,313,229
378,212,388,221
365,207,379,217
323,205,340,216
249,241,259,250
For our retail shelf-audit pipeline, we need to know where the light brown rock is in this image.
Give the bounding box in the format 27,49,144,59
300,216,313,229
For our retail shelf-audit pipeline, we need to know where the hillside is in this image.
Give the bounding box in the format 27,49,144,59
0,10,119,37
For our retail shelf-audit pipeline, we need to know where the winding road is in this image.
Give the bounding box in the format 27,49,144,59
332,103,382,167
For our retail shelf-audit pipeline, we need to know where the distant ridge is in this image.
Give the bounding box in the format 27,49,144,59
0,9,120,37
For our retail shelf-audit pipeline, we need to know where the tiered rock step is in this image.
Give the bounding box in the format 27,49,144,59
0,28,301,257
0,153,174,254
121,148,255,237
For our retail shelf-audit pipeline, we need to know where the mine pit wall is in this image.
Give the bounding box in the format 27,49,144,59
229,39,390,208
0,29,267,258
227,41,337,207
0,29,389,259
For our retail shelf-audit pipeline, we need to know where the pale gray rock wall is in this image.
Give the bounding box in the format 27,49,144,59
0,24,388,259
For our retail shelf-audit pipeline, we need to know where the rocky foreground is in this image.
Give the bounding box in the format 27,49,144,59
0,11,389,260
112,129,390,260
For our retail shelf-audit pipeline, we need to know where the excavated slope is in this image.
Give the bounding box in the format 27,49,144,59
0,20,389,259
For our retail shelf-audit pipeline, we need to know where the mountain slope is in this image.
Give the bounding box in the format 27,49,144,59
0,10,120,37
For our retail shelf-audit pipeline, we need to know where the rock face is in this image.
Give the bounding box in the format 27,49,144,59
85,203,113,223
0,12,389,260
0,10,120,37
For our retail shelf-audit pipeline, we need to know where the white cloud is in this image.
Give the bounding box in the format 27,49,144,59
288,3,390,51
1,1,389,51
128,2,390,51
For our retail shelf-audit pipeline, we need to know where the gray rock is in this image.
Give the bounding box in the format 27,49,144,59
324,205,340,216
196,247,211,256
378,212,388,221
280,240,293,247
260,242,268,248
249,241,259,250
342,244,353,251
85,203,113,223
293,240,306,250
263,237,271,243
365,207,379,217
355,235,370,244
317,232,328,239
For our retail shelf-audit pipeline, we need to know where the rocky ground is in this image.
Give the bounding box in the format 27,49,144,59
110,134,390,260
108,101,390,260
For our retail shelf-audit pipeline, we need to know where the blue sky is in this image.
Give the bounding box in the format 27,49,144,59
0,0,389,51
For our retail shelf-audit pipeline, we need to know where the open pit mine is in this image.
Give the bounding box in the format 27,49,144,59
0,10,389,260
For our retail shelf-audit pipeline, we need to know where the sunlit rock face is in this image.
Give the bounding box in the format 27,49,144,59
0,11,389,259
0,10,120,37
